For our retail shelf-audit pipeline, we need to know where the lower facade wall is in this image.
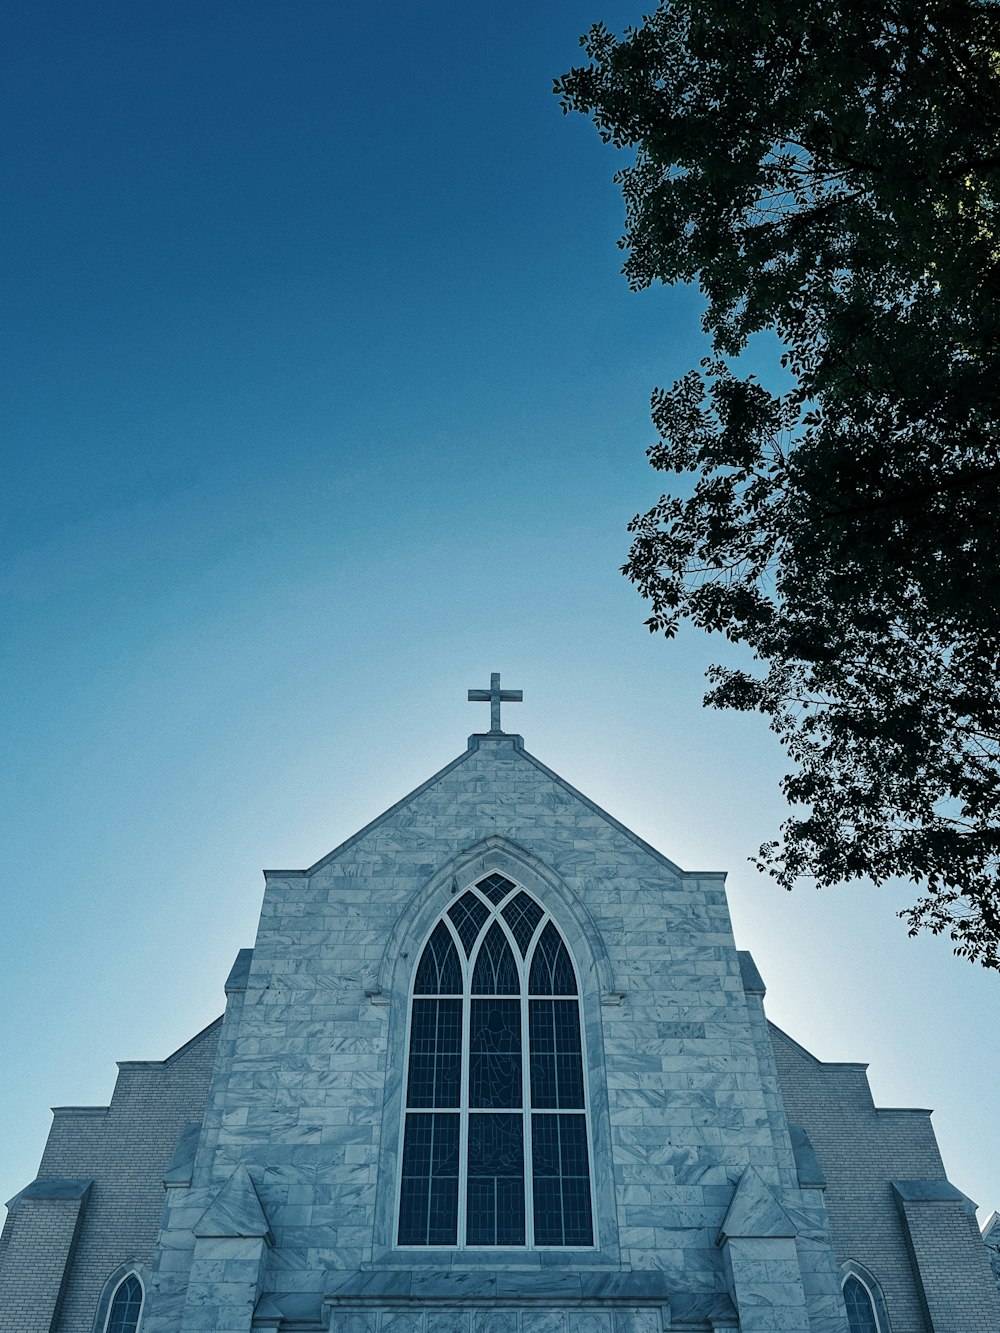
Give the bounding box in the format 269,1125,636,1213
327,1312,661,1333
899,1198,1000,1332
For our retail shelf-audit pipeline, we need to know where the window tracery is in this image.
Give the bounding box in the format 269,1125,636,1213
397,872,594,1248
843,1272,882,1332
104,1272,143,1333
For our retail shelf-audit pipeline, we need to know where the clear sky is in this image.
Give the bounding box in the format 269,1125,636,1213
3,0,996,1231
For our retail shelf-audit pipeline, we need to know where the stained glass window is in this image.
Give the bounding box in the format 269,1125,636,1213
467,1114,525,1245
406,999,461,1107
532,1114,593,1245
477,872,516,904
529,999,584,1108
843,1276,880,1333
398,881,594,1248
472,923,519,995
414,921,462,994
398,1114,460,1245
529,922,577,995
448,892,489,956
105,1273,143,1333
470,999,521,1107
502,892,544,955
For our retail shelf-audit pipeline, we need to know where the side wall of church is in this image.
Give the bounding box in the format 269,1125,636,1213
770,1021,1000,1332
0,1021,220,1333
143,736,846,1332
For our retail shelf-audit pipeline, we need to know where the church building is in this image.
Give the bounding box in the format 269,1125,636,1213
3,677,999,1332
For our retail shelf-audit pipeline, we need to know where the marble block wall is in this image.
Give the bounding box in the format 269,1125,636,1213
141,733,846,1332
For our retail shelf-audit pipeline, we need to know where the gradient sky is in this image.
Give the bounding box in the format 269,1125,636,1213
3,0,997,1231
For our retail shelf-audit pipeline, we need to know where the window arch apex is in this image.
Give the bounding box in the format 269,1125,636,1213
101,1270,144,1333
841,1261,890,1333
376,838,617,1001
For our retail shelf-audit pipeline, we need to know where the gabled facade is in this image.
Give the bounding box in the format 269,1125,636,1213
3,726,998,1332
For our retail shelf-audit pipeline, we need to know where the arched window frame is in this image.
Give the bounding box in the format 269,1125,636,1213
93,1265,145,1333
395,874,596,1249
370,843,621,1267
841,1260,891,1333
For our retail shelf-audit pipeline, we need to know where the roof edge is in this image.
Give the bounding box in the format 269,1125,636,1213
267,745,479,877
6,1178,93,1211
767,1020,869,1071
876,1106,934,1117
268,735,720,881
115,1015,224,1072
516,745,697,879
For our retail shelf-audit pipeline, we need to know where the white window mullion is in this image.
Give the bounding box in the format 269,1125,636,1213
571,960,600,1251
458,933,472,1247
521,924,534,1248
394,964,416,1247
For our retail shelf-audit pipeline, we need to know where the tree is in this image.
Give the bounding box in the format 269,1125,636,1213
556,0,1000,965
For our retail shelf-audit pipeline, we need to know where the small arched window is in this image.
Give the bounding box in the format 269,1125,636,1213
843,1273,881,1333
104,1272,143,1333
397,872,594,1248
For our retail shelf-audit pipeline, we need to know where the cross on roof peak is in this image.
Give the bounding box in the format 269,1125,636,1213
467,672,522,734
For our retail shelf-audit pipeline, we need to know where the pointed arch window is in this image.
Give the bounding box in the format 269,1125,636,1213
104,1272,143,1333
397,874,595,1248
843,1273,882,1333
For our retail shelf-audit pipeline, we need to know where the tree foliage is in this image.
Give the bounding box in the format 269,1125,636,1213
556,0,1000,964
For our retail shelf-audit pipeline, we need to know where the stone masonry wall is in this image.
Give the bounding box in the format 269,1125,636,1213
144,734,840,1330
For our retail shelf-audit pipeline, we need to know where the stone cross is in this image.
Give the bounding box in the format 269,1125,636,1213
468,672,522,734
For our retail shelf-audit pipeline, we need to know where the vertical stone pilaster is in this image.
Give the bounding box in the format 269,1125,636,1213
179,1234,268,1333
788,1190,851,1333
717,1166,812,1333
720,1235,811,1332
175,1162,272,1333
983,1211,1000,1296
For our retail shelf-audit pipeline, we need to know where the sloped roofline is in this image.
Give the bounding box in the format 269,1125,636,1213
265,735,720,881
769,1021,934,1114
50,1016,225,1121
115,1015,224,1071
768,1019,869,1071
270,745,475,876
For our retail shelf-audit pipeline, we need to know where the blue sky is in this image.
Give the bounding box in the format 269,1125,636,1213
3,0,997,1230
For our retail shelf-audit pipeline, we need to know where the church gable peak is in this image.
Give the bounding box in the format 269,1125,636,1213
270,729,696,882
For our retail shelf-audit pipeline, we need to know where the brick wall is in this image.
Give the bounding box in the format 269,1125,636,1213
0,1020,220,1333
770,1022,936,1330
770,1020,1000,1332
0,1191,88,1333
